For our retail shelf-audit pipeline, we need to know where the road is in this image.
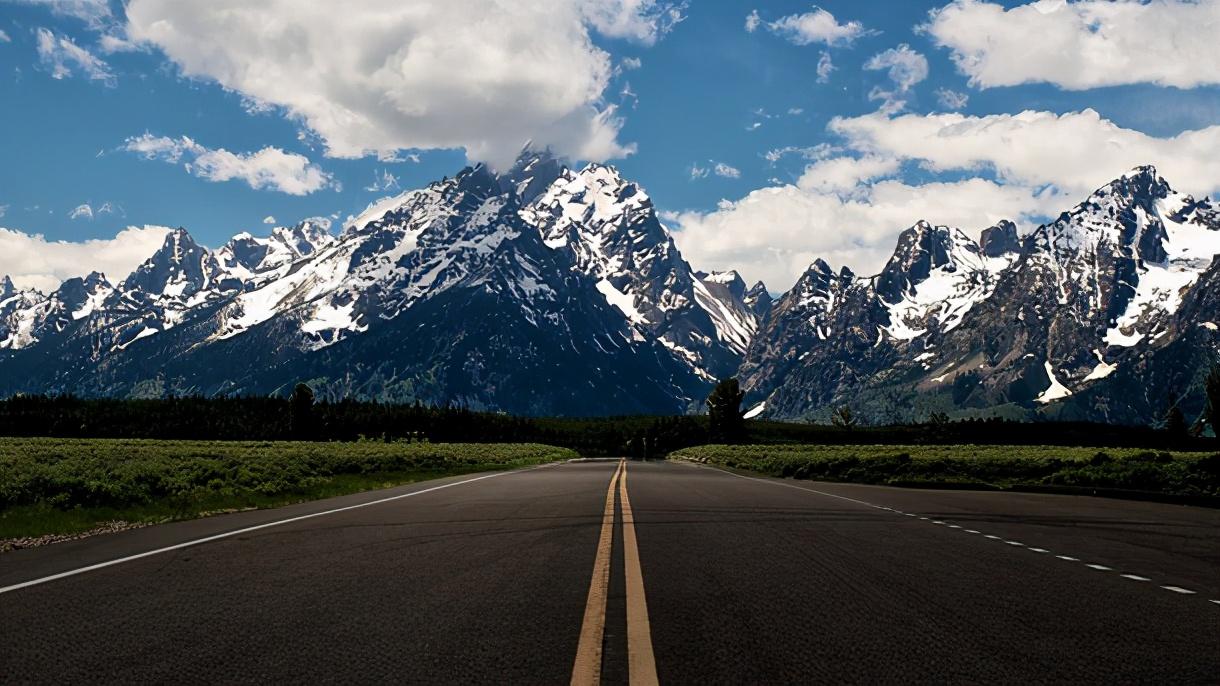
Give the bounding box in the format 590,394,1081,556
2,458,1218,684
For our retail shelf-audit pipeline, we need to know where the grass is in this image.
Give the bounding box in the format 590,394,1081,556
0,438,578,540
670,444,1220,499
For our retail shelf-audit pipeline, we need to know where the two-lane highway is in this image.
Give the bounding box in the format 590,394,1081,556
2,458,1217,683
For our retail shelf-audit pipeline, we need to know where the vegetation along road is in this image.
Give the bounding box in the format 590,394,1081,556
2,450,1218,683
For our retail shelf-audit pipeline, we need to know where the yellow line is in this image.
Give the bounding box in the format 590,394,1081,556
620,461,659,686
571,459,624,686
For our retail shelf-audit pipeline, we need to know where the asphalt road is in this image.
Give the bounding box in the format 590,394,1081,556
2,458,1218,684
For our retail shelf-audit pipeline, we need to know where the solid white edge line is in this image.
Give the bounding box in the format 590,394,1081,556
1120,574,1150,582
1085,564,1112,571
1161,586,1196,595
0,464,550,596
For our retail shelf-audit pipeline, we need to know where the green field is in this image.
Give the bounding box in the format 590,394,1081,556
0,438,577,543
670,444,1220,499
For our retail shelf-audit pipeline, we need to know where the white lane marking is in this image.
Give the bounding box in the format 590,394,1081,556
1085,564,1112,571
1161,586,1196,595
1005,541,1025,547
1120,574,1151,582
947,524,962,529
931,520,945,525
691,462,1218,609
0,464,549,596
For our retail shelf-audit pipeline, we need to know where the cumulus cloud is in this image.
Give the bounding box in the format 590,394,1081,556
675,106,1220,290
0,225,171,293
124,0,679,168
758,6,874,46
122,133,336,195
35,28,114,84
925,0,1220,90
865,44,928,92
671,178,1064,291
830,108,1220,197
262,216,276,225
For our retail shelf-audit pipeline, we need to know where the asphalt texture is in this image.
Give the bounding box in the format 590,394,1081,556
2,458,1218,684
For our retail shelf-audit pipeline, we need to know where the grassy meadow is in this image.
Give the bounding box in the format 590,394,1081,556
0,438,577,542
670,444,1220,499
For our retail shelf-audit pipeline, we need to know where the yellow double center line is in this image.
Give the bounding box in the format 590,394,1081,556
571,459,658,686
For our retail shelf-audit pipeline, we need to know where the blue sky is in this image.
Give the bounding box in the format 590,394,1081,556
2,0,1220,292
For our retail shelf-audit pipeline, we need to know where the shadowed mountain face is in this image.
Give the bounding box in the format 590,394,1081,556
2,159,1219,422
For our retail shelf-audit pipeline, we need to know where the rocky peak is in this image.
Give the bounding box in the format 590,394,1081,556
0,275,14,299
744,280,773,321
497,148,565,203
875,221,964,304
980,220,1021,258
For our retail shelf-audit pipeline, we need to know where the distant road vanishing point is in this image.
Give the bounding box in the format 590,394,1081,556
2,458,1218,683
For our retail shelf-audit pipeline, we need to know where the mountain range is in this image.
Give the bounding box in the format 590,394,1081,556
3,154,1217,423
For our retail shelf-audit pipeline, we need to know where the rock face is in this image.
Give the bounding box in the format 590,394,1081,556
4,160,1220,423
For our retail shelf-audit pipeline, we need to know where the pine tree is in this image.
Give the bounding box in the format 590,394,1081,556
706,378,745,443
291,383,315,440
831,405,858,430
1206,365,1220,437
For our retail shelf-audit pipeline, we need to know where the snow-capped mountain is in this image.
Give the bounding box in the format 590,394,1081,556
0,154,707,415
522,161,761,380
3,160,1219,423
741,166,1220,424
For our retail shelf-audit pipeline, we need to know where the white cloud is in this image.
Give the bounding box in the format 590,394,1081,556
691,161,741,180
925,0,1220,90
865,44,928,92
122,133,336,195
764,144,834,164
124,0,679,168
262,216,276,225
0,204,7,218
35,28,114,84
745,9,761,32
815,51,834,83
9,0,113,26
68,203,93,220
0,225,171,292
672,177,1063,290
829,108,1220,196
795,156,901,194
0,29,11,43
678,106,1220,289
364,168,401,193
934,87,969,110
714,163,741,179
761,6,873,46
620,56,642,70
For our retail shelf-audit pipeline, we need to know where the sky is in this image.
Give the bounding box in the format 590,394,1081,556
2,0,1220,294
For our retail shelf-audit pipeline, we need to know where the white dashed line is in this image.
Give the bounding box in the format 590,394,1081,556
1161,586,1196,595
690,463,1220,611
